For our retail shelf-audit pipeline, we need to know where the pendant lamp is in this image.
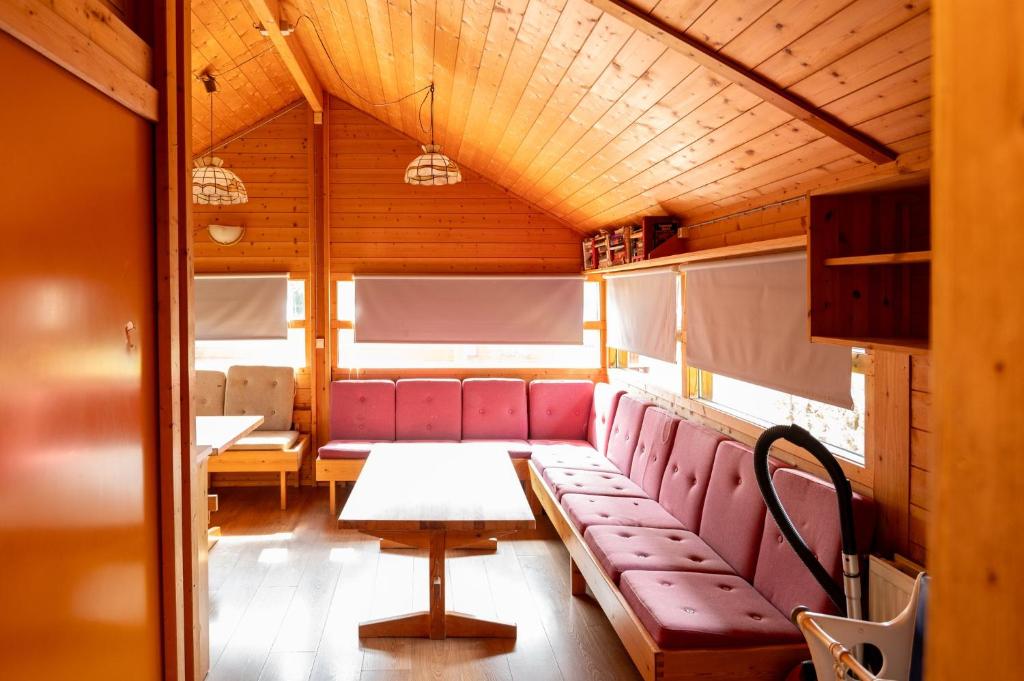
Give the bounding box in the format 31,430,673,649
405,85,462,186
193,74,249,205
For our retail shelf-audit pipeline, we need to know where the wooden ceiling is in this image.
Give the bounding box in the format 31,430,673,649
191,0,931,232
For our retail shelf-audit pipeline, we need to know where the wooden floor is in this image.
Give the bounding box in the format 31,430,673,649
207,486,642,681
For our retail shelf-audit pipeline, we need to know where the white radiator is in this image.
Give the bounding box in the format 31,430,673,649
868,556,919,622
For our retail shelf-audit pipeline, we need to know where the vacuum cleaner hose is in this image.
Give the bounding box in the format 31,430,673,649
753,424,859,615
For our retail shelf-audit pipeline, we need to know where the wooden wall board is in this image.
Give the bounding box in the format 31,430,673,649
930,3,1024,678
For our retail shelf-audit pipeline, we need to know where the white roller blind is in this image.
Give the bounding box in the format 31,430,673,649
685,253,853,409
354,275,583,344
194,274,288,340
606,269,678,363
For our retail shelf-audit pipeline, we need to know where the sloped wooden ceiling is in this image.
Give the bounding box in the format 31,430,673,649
191,0,931,232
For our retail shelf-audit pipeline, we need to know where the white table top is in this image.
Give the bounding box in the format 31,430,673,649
339,442,536,532
196,415,264,456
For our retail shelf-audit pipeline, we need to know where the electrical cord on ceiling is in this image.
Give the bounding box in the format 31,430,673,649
294,13,434,119
193,43,276,84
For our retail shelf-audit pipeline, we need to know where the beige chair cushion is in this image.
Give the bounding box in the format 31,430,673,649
196,370,226,416
230,430,300,451
224,365,295,431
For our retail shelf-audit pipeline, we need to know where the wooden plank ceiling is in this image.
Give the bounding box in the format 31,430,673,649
191,0,931,232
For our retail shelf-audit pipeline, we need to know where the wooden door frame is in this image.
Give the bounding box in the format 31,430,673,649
152,1,195,680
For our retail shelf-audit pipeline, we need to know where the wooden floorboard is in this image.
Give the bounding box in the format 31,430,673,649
207,486,643,681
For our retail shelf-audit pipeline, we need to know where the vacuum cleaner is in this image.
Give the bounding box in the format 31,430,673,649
753,424,928,681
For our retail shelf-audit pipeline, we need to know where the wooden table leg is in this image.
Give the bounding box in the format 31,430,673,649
429,531,446,639
357,530,517,639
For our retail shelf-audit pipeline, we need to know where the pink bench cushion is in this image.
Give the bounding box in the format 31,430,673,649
584,526,735,583
699,440,782,581
529,441,619,474
461,378,528,440
318,440,374,460
395,379,462,440
754,468,876,617
329,380,396,441
657,421,728,530
627,407,679,499
561,494,685,533
604,395,651,475
461,439,532,459
588,383,626,456
620,571,802,649
542,469,647,500
528,380,594,441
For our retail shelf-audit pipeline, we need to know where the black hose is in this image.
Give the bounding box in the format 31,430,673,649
753,424,858,614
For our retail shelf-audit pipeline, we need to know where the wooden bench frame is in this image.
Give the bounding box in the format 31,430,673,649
317,455,540,516
528,461,808,681
207,436,309,510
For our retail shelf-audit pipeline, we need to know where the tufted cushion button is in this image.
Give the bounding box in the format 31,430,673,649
272,380,278,387
426,396,433,403
271,410,276,415
614,426,619,434
359,396,366,403
639,444,645,453
750,614,763,621
777,535,784,544
690,556,702,562
426,424,433,431
243,379,249,385
719,585,732,591
683,607,696,614
546,409,553,416
508,408,514,415
479,408,486,414
240,408,247,414
736,477,743,486
599,513,609,518
637,552,649,558
672,465,679,473
660,581,672,587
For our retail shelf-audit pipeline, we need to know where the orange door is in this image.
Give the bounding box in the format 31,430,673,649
0,33,163,680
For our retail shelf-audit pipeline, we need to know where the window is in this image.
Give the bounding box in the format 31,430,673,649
335,280,601,369
693,349,867,465
612,350,682,394
194,279,307,372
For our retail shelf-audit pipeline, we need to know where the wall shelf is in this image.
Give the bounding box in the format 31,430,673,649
824,251,931,267
809,186,931,354
584,235,807,275
811,335,930,355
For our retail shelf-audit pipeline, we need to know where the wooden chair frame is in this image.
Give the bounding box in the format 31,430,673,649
207,436,309,510
528,461,808,681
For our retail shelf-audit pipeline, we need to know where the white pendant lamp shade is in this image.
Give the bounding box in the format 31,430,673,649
192,156,249,205
404,144,462,186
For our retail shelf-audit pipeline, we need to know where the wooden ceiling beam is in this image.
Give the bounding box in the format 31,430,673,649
585,0,898,164
244,0,324,121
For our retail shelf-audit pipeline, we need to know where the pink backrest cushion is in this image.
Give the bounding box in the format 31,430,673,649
605,395,650,474
528,380,594,441
698,440,783,581
329,380,396,441
656,421,727,529
587,383,626,456
627,408,679,499
461,378,528,440
754,468,876,616
396,379,462,440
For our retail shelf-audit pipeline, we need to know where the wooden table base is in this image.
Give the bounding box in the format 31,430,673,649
358,530,516,640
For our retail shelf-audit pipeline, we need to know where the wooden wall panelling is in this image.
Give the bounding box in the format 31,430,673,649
327,98,583,274
930,2,1024,678
907,354,932,564
869,350,912,557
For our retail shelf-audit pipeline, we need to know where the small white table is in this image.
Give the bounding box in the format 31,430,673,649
196,415,264,455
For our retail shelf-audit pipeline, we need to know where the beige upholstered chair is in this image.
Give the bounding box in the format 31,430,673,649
200,366,309,509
